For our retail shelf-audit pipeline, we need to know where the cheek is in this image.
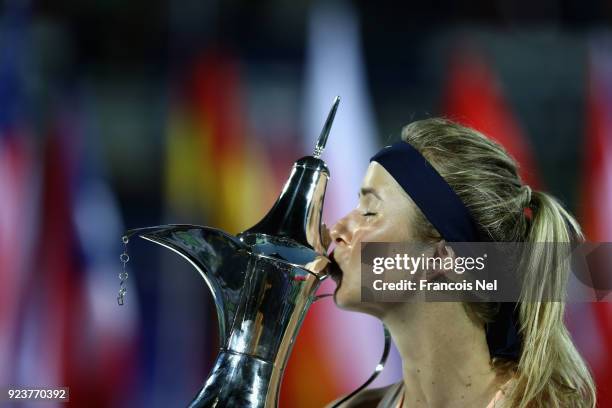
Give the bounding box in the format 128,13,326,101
357,216,413,243
350,214,395,241
337,210,415,280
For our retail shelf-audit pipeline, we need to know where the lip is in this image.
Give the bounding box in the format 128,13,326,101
328,250,343,282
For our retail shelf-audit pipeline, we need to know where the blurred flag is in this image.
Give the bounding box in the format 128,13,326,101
582,40,612,244
0,0,142,396
576,36,612,407
0,118,34,387
283,2,402,407
0,0,39,389
13,99,140,407
71,96,141,407
13,130,76,408
442,46,542,188
158,52,277,405
166,52,276,232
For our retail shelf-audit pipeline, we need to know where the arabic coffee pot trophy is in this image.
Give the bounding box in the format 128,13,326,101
120,97,390,407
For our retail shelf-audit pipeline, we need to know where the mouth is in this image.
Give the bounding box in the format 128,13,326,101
328,250,343,283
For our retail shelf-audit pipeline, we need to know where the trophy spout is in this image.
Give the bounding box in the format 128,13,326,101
128,224,328,407
127,224,250,346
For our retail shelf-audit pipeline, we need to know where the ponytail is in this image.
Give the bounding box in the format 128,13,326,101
509,191,596,408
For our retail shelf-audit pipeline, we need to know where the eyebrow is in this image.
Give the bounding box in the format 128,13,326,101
358,187,382,200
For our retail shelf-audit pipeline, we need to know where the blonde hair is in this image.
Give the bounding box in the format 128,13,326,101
400,118,596,408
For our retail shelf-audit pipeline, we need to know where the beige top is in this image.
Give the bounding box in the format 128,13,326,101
376,380,512,408
485,387,508,408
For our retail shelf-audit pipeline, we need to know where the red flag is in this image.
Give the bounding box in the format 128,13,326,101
442,46,541,188
14,132,82,397
0,131,35,386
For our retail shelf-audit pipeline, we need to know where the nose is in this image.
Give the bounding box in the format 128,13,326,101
330,216,352,246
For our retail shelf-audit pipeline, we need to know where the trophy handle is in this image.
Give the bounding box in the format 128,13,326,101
312,295,392,408
124,224,249,346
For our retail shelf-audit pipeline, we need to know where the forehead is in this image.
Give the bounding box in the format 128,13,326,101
361,161,403,193
361,161,417,217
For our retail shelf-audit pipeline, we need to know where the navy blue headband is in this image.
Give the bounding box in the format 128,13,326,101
370,142,483,242
370,141,522,361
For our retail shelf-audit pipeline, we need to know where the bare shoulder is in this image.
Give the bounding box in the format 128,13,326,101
323,382,402,408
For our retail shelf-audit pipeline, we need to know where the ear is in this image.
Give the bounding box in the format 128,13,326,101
427,240,456,280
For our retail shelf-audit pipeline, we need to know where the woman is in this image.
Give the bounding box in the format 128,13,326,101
324,118,596,407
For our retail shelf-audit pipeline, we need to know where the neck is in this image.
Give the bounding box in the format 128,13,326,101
382,303,509,408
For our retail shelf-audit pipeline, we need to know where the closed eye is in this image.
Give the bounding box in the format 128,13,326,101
362,212,377,217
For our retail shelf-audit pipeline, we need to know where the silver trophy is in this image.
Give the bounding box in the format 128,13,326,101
122,97,389,407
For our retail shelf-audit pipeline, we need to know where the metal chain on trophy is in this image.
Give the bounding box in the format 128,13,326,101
117,235,130,305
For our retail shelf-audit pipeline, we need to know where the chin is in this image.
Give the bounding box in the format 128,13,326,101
333,288,360,310
334,285,384,317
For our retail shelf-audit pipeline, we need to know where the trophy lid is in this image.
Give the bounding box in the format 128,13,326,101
239,97,340,271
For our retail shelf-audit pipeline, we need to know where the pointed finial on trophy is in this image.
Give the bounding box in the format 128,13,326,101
313,96,340,158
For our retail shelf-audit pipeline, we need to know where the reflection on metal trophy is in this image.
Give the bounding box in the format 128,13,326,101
123,97,341,407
